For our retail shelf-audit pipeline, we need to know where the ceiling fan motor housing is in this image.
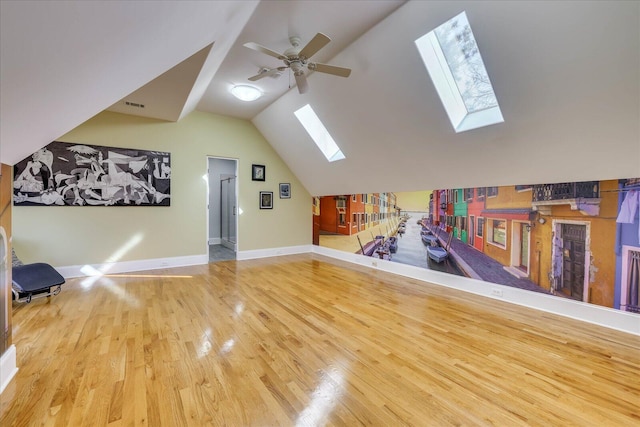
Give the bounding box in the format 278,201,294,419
289,60,305,76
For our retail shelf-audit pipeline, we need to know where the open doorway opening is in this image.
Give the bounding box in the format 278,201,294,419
208,157,238,262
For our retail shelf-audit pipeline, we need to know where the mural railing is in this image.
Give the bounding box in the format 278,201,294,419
532,181,599,202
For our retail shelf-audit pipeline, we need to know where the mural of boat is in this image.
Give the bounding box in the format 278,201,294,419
427,245,448,263
422,234,438,246
387,236,398,253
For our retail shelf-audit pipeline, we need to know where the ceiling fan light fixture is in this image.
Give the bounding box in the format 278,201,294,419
230,85,262,101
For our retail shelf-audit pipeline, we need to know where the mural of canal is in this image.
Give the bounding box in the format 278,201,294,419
390,213,463,276
315,178,640,314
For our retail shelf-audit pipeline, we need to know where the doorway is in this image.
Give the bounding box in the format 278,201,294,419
208,157,238,262
559,223,587,301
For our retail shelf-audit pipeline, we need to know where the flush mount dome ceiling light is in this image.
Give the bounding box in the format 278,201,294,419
230,85,262,101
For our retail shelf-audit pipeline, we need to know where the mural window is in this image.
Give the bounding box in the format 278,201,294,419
515,185,533,191
488,219,506,248
487,187,498,197
338,213,346,227
336,197,346,208
352,194,357,202
477,187,486,199
454,191,459,203
352,213,357,224
465,188,474,200
477,217,485,237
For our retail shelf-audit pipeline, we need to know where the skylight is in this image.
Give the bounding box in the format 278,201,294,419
294,104,345,162
415,11,503,133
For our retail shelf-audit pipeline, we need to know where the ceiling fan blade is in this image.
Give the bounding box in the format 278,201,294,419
309,62,352,78
294,73,309,94
298,33,330,60
248,68,284,81
243,42,287,60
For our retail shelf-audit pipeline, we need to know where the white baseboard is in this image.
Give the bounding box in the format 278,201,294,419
208,238,222,245
237,245,313,261
0,345,18,395
56,254,209,278
313,245,640,336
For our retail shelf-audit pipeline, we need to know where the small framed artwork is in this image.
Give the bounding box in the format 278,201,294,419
259,191,273,209
252,164,265,181
279,183,291,199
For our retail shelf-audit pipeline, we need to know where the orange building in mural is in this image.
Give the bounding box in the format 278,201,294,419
482,186,534,279
531,180,617,307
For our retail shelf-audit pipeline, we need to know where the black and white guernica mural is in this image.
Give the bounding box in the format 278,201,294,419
13,141,171,206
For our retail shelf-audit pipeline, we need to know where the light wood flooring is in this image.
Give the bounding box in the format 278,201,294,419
1,254,639,426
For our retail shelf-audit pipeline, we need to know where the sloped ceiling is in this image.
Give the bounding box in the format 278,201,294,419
106,44,215,122
1,1,638,197
253,1,640,196
0,0,259,164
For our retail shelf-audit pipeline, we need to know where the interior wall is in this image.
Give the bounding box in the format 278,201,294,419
12,111,311,267
208,157,237,243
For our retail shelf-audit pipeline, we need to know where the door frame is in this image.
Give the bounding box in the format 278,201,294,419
206,156,239,259
551,219,591,302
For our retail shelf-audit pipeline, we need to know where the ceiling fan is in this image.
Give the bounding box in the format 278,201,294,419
244,33,352,94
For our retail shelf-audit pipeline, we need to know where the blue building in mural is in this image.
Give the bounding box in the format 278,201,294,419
614,178,640,312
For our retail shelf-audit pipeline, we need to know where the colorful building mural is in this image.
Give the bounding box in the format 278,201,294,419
483,185,534,281
317,193,400,237
530,180,616,306
614,178,640,313
317,178,640,315
466,187,485,252
453,188,467,243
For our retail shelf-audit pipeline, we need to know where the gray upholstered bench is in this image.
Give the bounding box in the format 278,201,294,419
11,250,65,303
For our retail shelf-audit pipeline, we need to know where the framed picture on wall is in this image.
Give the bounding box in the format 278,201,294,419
252,164,265,181
279,183,291,199
12,140,171,207
259,191,273,209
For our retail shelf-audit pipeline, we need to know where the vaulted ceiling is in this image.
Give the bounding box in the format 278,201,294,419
2,1,638,196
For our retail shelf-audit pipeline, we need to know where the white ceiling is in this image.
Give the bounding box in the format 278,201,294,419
1,1,639,197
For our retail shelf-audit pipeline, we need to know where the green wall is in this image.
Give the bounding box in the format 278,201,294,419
12,110,311,267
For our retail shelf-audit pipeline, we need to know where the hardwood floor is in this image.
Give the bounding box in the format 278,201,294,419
1,254,639,426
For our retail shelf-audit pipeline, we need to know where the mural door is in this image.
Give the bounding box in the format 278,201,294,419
559,224,586,300
469,216,475,246
520,224,529,270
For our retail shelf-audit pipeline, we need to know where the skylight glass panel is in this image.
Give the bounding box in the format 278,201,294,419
294,104,345,162
415,11,503,132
